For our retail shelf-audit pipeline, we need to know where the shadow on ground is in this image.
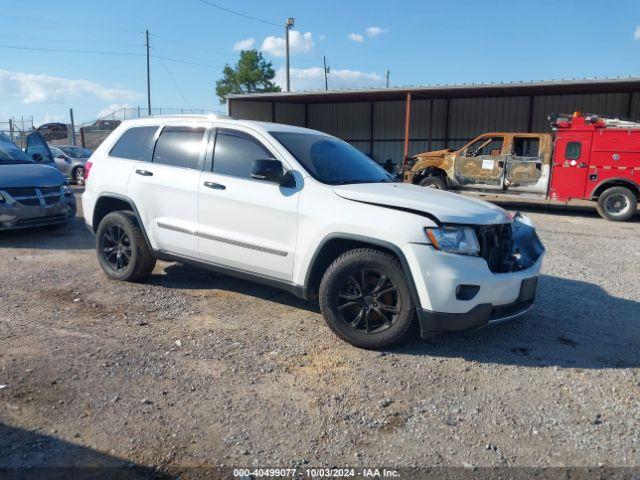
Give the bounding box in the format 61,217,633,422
0,217,94,250
147,263,638,370
145,263,320,313
0,423,173,479
395,274,640,369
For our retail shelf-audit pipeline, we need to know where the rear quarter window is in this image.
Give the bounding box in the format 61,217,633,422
109,126,159,161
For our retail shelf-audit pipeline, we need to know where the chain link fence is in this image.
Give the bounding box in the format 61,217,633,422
0,117,35,149
1,106,223,151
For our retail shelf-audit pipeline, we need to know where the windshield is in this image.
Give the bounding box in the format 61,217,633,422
270,131,393,185
0,141,34,165
60,146,92,158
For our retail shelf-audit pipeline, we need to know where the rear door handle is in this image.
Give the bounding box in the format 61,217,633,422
135,169,153,176
578,162,588,168
204,181,226,190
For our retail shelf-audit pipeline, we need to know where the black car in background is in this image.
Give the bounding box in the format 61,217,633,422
36,122,68,141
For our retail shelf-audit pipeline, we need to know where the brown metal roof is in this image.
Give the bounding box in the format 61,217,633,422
226,77,640,103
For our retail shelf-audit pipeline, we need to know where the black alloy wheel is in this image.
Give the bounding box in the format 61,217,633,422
337,268,401,334
101,224,132,272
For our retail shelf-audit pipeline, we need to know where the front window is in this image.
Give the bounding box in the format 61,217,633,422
0,141,34,165
60,146,92,158
565,142,581,160
463,136,504,157
270,132,393,185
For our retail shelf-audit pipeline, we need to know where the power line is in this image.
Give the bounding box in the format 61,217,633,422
149,33,227,57
195,0,280,27
0,13,142,34
0,33,142,48
159,56,191,107
0,43,144,57
152,54,221,69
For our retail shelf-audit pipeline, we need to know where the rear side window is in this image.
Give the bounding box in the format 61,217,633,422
109,126,158,161
513,137,540,157
565,142,581,160
213,129,274,179
152,126,206,169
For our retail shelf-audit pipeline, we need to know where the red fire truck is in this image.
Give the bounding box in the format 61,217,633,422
404,112,640,221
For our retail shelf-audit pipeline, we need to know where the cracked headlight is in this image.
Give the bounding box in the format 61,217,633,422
425,226,480,256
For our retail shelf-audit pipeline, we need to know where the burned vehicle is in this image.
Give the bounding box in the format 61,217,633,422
404,132,553,194
403,113,640,221
0,133,76,231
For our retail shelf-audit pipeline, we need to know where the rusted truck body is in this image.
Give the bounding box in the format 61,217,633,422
403,132,554,195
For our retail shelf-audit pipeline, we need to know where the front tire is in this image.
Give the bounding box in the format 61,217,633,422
596,187,637,221
419,176,447,190
96,211,156,281
318,248,416,349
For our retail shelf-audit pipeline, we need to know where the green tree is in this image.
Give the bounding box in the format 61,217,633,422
215,49,281,103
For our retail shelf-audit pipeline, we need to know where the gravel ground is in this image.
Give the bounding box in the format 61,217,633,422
0,191,639,478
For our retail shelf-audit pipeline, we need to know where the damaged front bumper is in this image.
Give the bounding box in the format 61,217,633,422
0,195,76,231
410,213,545,337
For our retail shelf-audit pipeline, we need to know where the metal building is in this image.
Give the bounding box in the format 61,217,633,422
227,77,640,168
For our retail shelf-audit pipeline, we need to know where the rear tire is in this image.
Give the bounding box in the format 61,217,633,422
318,248,416,349
73,166,85,186
96,211,156,281
596,187,637,221
419,176,447,190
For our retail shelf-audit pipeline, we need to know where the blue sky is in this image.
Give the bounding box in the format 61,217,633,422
1,0,639,126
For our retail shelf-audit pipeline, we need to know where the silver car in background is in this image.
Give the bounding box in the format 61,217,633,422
49,145,92,185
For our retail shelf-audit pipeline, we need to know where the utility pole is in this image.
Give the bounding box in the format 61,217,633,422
146,30,151,115
323,56,329,90
385,69,390,88
69,108,76,146
285,18,294,92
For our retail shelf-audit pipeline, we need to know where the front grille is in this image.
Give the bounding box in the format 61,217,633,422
17,198,41,207
474,223,514,273
1,185,63,207
4,187,36,197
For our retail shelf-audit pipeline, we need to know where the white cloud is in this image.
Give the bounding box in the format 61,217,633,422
43,113,65,123
261,30,314,57
96,103,133,119
635,26,640,40
233,38,255,51
365,26,389,38
275,67,383,91
0,69,141,105
347,33,364,43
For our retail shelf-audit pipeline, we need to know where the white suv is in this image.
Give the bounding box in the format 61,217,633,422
82,115,545,349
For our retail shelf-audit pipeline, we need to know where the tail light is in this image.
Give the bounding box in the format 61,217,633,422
84,161,92,183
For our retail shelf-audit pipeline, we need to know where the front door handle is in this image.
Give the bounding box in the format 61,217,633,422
135,169,153,176
204,181,226,190
578,162,588,168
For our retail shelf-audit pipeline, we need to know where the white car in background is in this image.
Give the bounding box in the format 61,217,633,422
82,116,545,349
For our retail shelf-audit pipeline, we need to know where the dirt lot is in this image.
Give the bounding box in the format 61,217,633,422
1,191,639,478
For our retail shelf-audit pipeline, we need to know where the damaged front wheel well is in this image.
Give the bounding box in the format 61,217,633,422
413,167,448,185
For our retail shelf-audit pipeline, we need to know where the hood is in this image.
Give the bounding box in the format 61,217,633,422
412,149,452,159
333,182,511,225
0,164,65,188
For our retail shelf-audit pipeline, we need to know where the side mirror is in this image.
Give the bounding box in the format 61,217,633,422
32,153,43,163
250,159,284,183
